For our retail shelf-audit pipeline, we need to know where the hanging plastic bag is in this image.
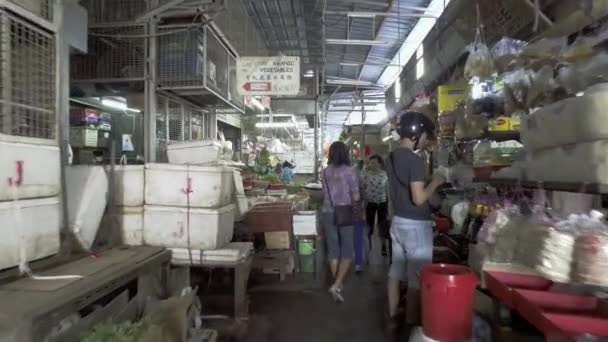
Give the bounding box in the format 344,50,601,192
492,37,528,72
465,28,495,80
502,69,533,114
465,43,495,80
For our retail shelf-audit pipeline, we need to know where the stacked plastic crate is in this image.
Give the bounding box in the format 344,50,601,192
0,5,61,270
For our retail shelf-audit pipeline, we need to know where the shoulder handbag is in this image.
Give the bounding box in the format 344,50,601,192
323,169,354,227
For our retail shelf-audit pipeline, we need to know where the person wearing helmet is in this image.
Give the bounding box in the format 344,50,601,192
385,111,445,331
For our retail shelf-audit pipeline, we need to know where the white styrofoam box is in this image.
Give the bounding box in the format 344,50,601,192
66,166,109,251
107,165,144,206
167,140,222,165
293,211,318,236
522,92,608,152
143,204,235,250
235,194,249,220
145,163,234,208
0,197,60,270
170,242,253,265
0,139,60,201
526,140,608,183
233,170,245,195
113,206,144,246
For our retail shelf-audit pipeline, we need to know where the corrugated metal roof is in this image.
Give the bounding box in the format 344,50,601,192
243,0,430,85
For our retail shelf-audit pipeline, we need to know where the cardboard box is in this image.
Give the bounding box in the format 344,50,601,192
70,127,98,147
264,231,291,249
438,83,468,112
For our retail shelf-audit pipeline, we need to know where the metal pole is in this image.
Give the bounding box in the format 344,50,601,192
144,18,158,162
55,0,71,246
360,94,366,161
314,68,320,181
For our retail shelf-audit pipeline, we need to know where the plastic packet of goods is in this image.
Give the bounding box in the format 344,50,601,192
572,232,608,286
527,65,559,108
522,37,567,60
465,43,496,80
491,215,525,263
558,53,608,95
561,29,608,63
492,37,528,58
492,37,528,72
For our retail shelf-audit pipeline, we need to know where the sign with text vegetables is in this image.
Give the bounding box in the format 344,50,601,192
237,56,301,96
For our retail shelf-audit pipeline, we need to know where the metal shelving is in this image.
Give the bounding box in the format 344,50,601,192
475,178,608,194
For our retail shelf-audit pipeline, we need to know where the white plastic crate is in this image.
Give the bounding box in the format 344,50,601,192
235,194,249,220
522,90,608,152
145,163,234,208
0,196,60,270
65,166,109,251
526,140,608,184
143,204,235,250
166,140,223,165
0,137,60,201
107,165,144,207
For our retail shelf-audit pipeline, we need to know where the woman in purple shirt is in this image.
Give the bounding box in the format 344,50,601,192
322,142,361,302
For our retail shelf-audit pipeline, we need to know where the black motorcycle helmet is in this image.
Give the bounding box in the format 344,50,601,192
396,111,435,149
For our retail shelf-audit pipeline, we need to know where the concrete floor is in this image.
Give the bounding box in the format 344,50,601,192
248,269,392,342
247,232,395,342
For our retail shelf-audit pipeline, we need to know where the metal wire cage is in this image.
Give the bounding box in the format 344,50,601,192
155,94,210,162
7,0,53,22
80,0,147,24
157,27,206,88
70,25,145,82
0,9,56,140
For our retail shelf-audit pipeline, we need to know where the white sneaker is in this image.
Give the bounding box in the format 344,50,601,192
329,286,344,303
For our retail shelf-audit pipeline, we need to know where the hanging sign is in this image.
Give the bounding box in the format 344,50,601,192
237,56,301,96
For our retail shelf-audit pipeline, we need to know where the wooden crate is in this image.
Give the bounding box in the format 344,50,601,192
264,231,291,250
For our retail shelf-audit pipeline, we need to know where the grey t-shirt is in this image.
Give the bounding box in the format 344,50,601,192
386,148,431,221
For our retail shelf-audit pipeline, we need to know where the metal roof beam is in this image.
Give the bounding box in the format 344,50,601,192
332,0,389,7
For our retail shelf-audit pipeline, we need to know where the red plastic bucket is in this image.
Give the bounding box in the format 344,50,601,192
421,264,478,342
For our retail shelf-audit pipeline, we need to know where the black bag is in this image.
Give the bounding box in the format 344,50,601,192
323,169,354,227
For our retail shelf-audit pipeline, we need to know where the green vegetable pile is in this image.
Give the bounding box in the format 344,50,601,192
81,321,146,342
260,174,280,183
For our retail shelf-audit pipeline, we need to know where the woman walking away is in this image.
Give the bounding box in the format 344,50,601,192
362,154,389,255
385,112,445,330
322,141,361,303
280,160,295,183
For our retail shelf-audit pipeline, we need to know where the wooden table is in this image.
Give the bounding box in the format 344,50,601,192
0,246,171,342
189,255,253,320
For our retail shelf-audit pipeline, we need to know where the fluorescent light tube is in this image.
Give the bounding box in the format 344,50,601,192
256,122,298,128
326,38,393,46
102,98,128,111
